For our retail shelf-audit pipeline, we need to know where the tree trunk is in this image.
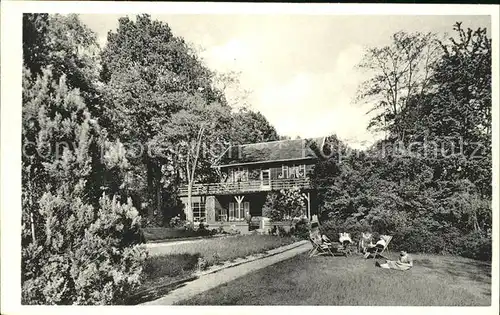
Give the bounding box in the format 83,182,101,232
187,183,193,222
156,180,163,225
145,156,163,225
30,212,36,244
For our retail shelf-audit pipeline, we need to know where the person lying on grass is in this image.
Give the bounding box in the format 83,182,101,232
375,251,413,271
363,235,387,258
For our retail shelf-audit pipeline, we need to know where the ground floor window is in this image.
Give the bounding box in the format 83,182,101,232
192,201,206,222
222,201,249,221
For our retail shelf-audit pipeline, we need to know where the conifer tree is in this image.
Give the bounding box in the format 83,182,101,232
21,66,146,305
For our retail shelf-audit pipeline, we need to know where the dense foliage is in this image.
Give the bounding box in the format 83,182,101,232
21,65,147,304
99,15,280,225
262,187,307,222
312,23,492,261
21,13,492,306
21,13,281,304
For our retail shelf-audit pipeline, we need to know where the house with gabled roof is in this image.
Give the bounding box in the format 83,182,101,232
179,137,325,233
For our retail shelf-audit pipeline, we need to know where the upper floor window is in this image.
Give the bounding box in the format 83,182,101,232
281,164,306,178
279,165,289,179
229,167,248,182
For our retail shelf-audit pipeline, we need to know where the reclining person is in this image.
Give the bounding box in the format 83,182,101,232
376,251,413,271
309,222,331,247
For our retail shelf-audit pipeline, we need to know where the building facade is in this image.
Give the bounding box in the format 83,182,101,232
179,138,324,233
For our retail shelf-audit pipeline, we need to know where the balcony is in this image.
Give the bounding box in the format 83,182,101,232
179,177,311,196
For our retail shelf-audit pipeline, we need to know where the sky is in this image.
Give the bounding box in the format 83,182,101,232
80,14,490,148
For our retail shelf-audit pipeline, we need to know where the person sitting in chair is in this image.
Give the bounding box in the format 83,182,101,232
363,235,387,258
359,232,374,253
376,251,413,271
309,222,331,247
339,232,353,246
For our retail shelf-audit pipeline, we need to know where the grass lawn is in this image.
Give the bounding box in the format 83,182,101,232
178,251,491,306
147,234,296,265
134,234,297,303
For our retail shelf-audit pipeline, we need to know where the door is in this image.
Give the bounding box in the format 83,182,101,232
260,169,271,190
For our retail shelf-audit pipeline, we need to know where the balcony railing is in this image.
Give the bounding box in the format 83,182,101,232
179,177,311,196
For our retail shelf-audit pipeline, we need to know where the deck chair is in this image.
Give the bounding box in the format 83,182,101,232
338,232,354,256
358,232,373,254
308,236,335,257
366,235,393,259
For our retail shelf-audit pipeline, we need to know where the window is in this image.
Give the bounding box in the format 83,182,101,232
218,207,228,221
289,164,305,178
192,202,206,222
229,167,248,182
280,165,289,179
236,167,248,182
228,201,249,221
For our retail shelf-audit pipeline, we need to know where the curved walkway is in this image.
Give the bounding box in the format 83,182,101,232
142,241,311,305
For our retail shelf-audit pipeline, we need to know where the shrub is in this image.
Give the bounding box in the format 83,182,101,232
21,66,148,304
196,222,211,237
389,218,462,254
262,188,307,222
291,217,310,239
262,193,282,221
455,230,492,261
22,195,147,305
169,215,184,228
320,216,492,261
277,226,289,237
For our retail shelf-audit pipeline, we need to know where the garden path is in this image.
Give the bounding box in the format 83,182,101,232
142,241,311,305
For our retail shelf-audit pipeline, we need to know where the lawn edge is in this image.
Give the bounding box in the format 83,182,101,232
195,239,308,277
145,233,232,244
145,234,241,247
137,239,308,305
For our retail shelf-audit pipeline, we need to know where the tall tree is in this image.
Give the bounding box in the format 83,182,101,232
23,14,103,116
22,67,146,305
23,13,50,76
101,15,226,225
313,23,492,260
160,94,232,221
229,109,280,145
356,31,441,139
400,23,492,196
22,14,147,304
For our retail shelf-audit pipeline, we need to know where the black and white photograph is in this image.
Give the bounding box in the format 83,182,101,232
1,1,498,313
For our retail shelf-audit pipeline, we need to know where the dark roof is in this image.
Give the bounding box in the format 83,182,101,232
214,137,325,167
